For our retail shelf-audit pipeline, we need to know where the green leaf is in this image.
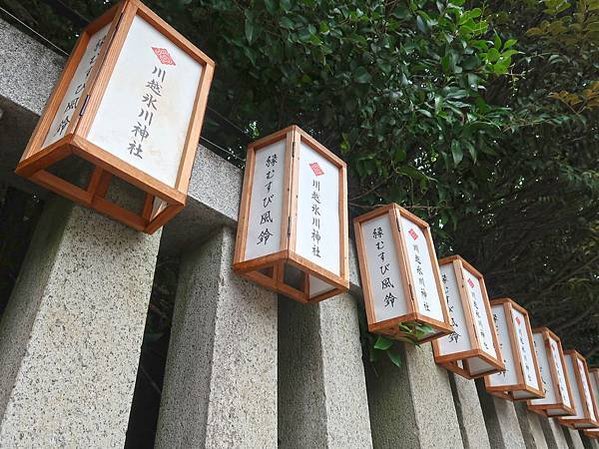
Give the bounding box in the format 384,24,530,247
387,350,402,368
245,17,255,44
374,335,394,350
279,17,294,29
354,66,372,83
451,141,463,165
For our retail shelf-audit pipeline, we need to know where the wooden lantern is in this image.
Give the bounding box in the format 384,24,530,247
583,430,599,440
527,328,575,417
353,204,452,343
233,125,349,303
484,298,544,401
584,368,599,437
431,256,504,379
16,0,215,233
558,351,599,429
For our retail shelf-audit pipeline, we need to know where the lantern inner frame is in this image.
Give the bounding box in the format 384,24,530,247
432,255,504,379
484,298,544,401
354,203,452,343
15,0,215,234
527,327,576,417
233,125,349,303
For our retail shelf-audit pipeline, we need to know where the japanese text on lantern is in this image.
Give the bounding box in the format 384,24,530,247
534,337,549,395
372,226,397,309
550,338,571,406
128,61,169,159
493,312,509,378
256,152,278,246
442,272,461,344
513,310,537,388
310,163,323,258
410,230,430,312
578,360,597,421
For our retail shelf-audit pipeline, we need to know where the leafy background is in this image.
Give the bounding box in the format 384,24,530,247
0,0,597,445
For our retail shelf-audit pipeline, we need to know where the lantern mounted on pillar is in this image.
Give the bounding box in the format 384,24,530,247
16,0,215,234
484,298,544,401
527,328,575,417
583,367,599,438
558,351,599,429
353,204,452,343
431,255,504,379
233,125,349,303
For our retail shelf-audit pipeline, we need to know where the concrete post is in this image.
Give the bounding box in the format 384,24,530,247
448,372,491,449
278,293,372,449
155,226,277,448
0,198,161,447
476,379,527,449
563,427,585,449
514,403,548,449
539,417,569,449
367,343,464,449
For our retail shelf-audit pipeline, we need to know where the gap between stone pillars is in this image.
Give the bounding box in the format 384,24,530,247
475,379,527,449
448,371,491,449
278,292,373,449
514,402,549,449
539,417,569,449
563,426,585,449
0,197,162,447
155,226,277,449
366,342,464,449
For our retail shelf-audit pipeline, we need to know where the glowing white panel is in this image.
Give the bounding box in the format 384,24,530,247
436,264,471,354
488,305,518,387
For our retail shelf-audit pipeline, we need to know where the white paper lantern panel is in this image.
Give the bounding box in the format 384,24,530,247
527,328,575,417
233,125,349,304
432,256,504,379
559,351,599,429
354,204,452,343
484,298,544,401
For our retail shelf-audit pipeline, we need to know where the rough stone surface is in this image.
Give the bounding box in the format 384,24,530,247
367,343,464,449
476,380,527,449
155,227,277,449
539,417,570,449
0,197,161,447
514,403,549,449
581,433,599,449
564,427,585,449
449,372,491,449
278,293,372,449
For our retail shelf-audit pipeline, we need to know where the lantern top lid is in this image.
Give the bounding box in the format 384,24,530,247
437,255,484,278
564,349,586,360
353,203,431,229
532,326,562,341
490,297,529,313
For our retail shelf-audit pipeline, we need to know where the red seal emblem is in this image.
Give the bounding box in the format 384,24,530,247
152,47,176,66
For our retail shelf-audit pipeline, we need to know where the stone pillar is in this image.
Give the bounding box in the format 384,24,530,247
0,197,161,447
476,379,527,449
155,226,277,448
563,427,585,449
539,417,569,449
367,343,464,449
581,433,599,449
514,402,548,449
278,293,372,449
448,372,491,449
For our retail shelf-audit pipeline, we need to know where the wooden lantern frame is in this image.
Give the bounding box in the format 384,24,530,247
432,255,504,379
583,430,599,440
354,203,452,343
233,125,349,303
527,327,576,417
558,351,599,429
484,298,544,401
16,0,215,234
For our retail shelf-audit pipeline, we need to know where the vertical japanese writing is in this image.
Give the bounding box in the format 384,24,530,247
514,313,534,385
466,277,490,352
550,339,570,406
442,272,461,343
534,337,549,395
309,162,324,258
372,226,397,308
409,230,430,312
493,312,508,378
578,360,597,420
128,65,168,159
256,153,278,246
52,32,107,139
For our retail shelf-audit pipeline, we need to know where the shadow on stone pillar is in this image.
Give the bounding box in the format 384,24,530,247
539,416,569,449
563,426,585,449
581,432,599,449
475,379,527,449
155,226,277,448
0,197,162,447
366,342,464,449
514,402,548,449
278,292,373,449
448,372,491,449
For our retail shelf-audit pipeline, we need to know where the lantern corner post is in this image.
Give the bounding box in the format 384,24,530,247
155,226,277,448
0,195,162,447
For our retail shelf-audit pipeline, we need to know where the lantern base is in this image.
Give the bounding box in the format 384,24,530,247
558,418,599,430
485,386,544,402
527,403,575,418
440,358,504,380
233,252,348,304
583,430,599,439
16,135,185,234
369,315,453,344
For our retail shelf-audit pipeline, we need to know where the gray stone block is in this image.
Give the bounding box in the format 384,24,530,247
539,417,569,449
514,402,548,449
564,427,585,449
367,343,464,449
449,372,491,449
278,292,372,449
155,226,277,449
581,432,599,449
476,379,527,449
0,197,161,447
